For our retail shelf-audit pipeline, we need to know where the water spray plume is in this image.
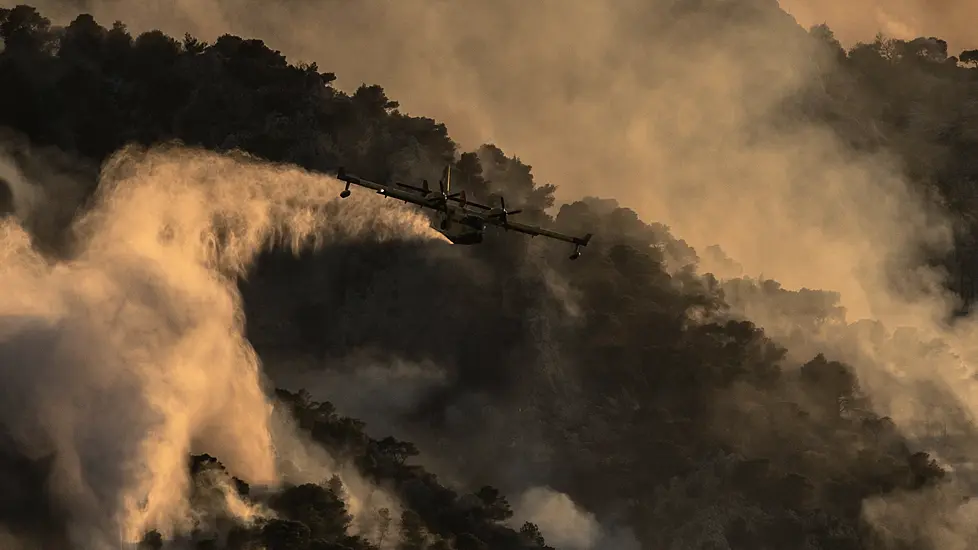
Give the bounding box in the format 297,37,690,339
0,143,440,548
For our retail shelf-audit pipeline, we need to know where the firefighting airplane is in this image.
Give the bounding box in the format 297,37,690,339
334,165,593,260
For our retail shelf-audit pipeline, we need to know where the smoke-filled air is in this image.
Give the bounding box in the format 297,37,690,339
3,0,978,549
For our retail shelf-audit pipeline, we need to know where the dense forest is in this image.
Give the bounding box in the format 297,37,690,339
2,1,978,549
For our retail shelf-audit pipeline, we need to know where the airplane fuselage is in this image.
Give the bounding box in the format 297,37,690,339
440,213,486,245
444,230,484,245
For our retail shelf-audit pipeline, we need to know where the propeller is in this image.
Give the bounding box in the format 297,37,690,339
436,176,462,200
489,196,522,224
434,172,463,230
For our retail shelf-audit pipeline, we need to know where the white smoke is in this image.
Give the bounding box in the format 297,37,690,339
512,486,641,550
267,402,402,539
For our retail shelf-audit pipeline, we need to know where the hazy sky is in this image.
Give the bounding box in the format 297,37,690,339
780,0,977,52
5,0,965,316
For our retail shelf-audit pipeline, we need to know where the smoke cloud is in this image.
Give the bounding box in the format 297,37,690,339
12,0,956,319
0,142,439,548
513,487,600,550
268,353,449,440
6,0,978,547
267,404,402,539
778,0,978,51
512,487,640,550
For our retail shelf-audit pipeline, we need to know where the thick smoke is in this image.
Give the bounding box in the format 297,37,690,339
0,143,439,548
268,353,449,440
14,0,957,317
266,404,402,539
9,0,978,546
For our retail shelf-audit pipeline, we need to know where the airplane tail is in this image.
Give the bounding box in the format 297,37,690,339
437,165,451,229
442,164,451,194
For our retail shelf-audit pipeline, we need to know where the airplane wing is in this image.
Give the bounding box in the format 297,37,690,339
454,196,493,211
393,181,494,210
338,167,496,213
395,181,429,194
457,194,590,246
336,168,444,209
456,194,593,257
494,219,593,246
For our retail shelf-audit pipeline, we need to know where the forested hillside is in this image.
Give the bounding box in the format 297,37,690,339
0,2,977,549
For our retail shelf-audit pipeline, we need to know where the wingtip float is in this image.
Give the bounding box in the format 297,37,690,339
334,165,593,260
